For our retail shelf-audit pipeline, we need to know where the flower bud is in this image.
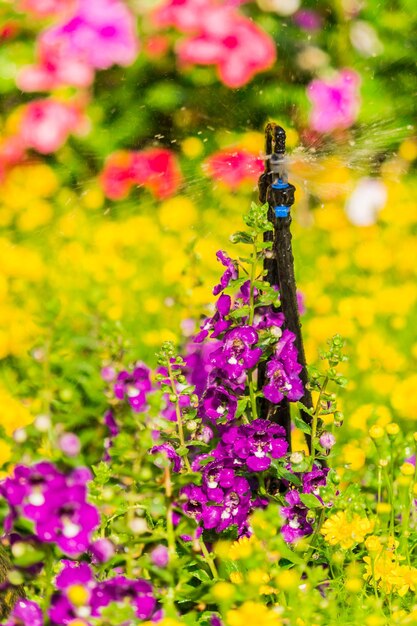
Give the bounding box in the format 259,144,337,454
369,425,384,440
151,544,169,568
386,422,400,437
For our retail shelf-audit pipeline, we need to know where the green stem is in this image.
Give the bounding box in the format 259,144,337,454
200,540,218,579
311,376,328,467
167,360,191,472
248,373,258,421
42,549,55,615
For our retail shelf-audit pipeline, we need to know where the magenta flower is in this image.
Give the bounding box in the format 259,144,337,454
177,9,276,88
199,385,238,423
1,462,99,556
43,0,139,71
212,251,238,296
263,329,304,404
151,443,182,473
5,599,43,626
210,326,262,381
214,419,288,472
194,294,232,342
307,69,361,133
281,489,313,543
114,363,152,412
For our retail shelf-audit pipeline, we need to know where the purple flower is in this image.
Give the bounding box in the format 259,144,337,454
151,544,169,568
307,68,361,133
215,419,288,472
195,294,232,342
281,490,313,543
94,576,156,620
302,466,329,497
151,443,182,473
5,599,43,626
263,330,304,404
184,340,221,398
213,250,238,296
114,363,152,412
210,326,262,381
199,385,237,424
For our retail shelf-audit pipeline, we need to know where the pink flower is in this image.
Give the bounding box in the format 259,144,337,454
153,0,210,33
19,99,87,154
101,148,182,200
17,37,94,91
43,0,139,71
204,148,264,190
177,9,276,88
152,0,248,32
131,148,183,200
100,151,138,200
307,69,361,133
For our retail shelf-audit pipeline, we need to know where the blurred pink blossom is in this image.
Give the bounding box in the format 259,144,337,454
44,0,138,69
154,0,275,88
19,99,87,154
153,0,247,32
178,9,276,88
307,69,361,133
203,148,264,189
18,37,94,91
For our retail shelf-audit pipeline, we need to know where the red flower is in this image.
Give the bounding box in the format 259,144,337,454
101,148,182,200
204,148,264,190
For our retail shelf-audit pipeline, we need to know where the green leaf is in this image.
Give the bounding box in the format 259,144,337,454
299,493,322,509
294,413,312,435
230,231,254,244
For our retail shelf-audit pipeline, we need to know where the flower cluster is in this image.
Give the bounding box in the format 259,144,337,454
1,462,99,556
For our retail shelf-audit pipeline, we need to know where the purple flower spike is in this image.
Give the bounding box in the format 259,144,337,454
212,250,238,296
263,329,304,404
5,599,43,626
210,326,262,381
151,443,182,473
199,385,237,423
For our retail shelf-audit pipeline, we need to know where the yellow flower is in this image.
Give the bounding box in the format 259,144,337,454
342,442,366,471
212,582,235,601
0,387,33,436
321,511,374,549
227,602,282,626
159,196,197,231
228,536,258,561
